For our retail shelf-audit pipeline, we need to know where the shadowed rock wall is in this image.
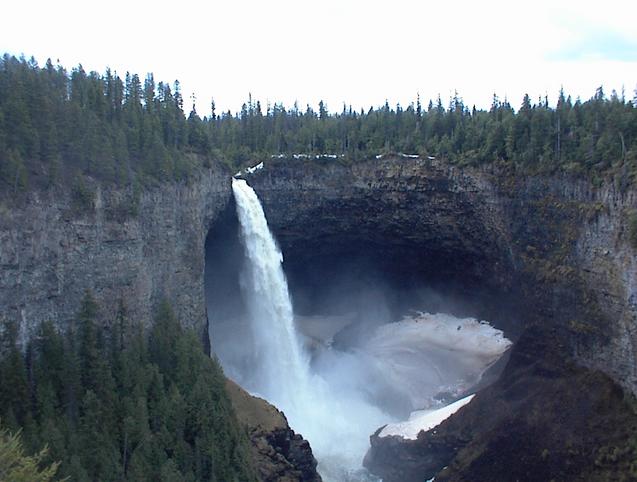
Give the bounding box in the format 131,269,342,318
245,156,637,394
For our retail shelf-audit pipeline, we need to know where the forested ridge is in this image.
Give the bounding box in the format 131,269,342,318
0,293,256,482
1,53,637,197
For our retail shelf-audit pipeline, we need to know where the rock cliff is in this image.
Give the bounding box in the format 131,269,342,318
3,155,637,480
5,156,635,394
244,156,637,481
225,379,321,482
0,167,229,345
246,156,637,395
0,163,324,480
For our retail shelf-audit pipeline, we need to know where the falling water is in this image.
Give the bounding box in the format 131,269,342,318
231,178,309,410
229,177,510,481
232,177,387,481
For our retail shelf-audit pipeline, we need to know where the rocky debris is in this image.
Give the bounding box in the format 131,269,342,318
225,379,322,482
364,426,456,482
364,326,637,482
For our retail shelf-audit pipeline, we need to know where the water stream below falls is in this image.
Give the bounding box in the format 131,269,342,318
223,177,511,481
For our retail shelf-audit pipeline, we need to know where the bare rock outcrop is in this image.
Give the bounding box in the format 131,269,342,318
225,379,321,482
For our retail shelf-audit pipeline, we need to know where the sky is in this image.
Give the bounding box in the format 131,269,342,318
2,0,637,116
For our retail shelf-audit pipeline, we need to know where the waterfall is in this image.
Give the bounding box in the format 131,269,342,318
230,177,406,481
231,177,309,410
228,177,510,481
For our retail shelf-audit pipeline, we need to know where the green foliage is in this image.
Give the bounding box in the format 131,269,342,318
0,54,209,195
0,320,29,431
0,296,255,482
0,422,65,482
2,53,636,193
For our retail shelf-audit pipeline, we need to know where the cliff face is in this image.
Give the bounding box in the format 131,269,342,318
569,181,637,394
0,165,324,481
0,167,230,345
3,156,637,480
6,157,634,391
246,156,637,395
244,156,637,481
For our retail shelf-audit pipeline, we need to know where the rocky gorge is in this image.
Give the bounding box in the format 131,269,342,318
2,155,637,480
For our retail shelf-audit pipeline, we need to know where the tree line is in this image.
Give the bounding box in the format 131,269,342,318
0,293,255,482
1,53,636,195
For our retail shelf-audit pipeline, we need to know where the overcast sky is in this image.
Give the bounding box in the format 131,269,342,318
2,0,637,115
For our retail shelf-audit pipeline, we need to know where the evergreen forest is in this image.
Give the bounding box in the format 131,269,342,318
0,293,255,482
1,53,637,197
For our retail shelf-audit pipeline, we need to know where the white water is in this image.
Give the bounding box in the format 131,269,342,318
232,178,387,480
232,178,308,409
229,177,511,481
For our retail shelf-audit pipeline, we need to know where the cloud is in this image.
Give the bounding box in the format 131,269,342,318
2,0,636,112
549,28,637,62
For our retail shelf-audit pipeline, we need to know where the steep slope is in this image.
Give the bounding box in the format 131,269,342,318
365,326,637,481
225,379,322,482
0,167,229,345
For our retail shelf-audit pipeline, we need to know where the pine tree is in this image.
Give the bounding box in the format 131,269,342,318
0,422,65,482
0,320,30,430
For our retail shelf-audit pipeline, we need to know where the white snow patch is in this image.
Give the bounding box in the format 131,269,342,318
361,312,511,410
245,161,264,174
267,153,346,160
234,162,264,177
380,394,475,440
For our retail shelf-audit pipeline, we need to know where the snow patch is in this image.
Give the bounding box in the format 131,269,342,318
245,162,264,174
234,161,264,177
380,394,475,440
269,153,344,160
362,312,511,410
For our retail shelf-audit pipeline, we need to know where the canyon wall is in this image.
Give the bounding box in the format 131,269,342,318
2,156,635,394
0,167,229,345
246,156,637,394
243,156,637,481
2,155,636,480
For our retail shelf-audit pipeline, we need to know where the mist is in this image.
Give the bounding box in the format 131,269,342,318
205,184,511,481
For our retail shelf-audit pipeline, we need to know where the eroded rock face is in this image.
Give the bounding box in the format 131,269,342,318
247,158,516,319
246,157,637,395
0,167,230,344
243,156,637,481
3,156,637,482
364,327,637,482
225,379,321,482
5,157,635,395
